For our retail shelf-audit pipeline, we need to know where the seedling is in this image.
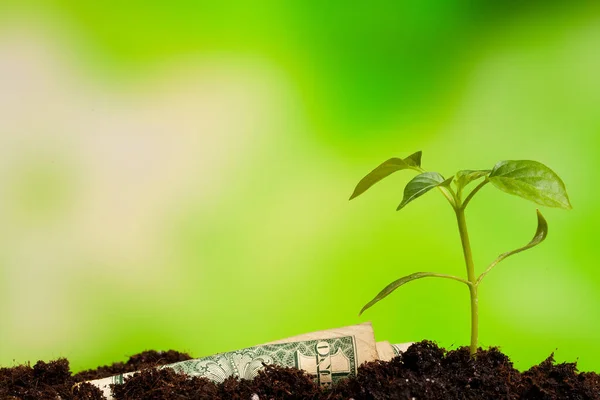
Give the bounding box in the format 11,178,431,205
350,151,571,356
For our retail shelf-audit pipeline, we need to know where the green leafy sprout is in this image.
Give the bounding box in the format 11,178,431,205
350,151,572,356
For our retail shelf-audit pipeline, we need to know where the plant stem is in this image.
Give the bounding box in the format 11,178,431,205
461,179,489,210
456,207,478,356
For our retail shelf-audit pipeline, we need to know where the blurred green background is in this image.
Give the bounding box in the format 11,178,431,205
1,1,599,373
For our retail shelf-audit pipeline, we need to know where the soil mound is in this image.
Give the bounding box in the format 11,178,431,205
1,342,598,399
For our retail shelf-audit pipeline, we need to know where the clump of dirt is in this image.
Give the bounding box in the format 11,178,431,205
0,350,192,399
1,342,598,399
112,364,321,400
0,358,104,399
517,354,599,399
111,367,218,400
73,350,193,381
329,342,521,400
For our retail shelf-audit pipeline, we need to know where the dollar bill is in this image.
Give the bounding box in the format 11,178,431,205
169,336,360,387
85,323,380,399
376,341,414,361
392,342,412,356
266,322,379,366
376,341,396,361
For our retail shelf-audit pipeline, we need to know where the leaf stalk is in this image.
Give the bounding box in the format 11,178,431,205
461,179,489,210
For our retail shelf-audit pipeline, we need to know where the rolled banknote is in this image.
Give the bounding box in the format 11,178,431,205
376,341,395,361
376,341,413,361
392,342,412,356
266,322,379,365
85,323,381,399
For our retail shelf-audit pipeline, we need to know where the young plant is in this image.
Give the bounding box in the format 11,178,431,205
350,151,571,356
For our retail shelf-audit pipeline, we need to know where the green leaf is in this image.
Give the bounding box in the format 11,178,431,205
506,209,548,254
403,151,422,168
477,209,548,284
349,151,422,200
488,160,572,209
455,170,491,191
440,176,454,187
359,272,445,316
396,172,450,211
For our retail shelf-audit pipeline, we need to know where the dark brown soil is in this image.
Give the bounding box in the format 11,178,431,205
1,342,598,399
72,350,194,381
0,350,192,400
